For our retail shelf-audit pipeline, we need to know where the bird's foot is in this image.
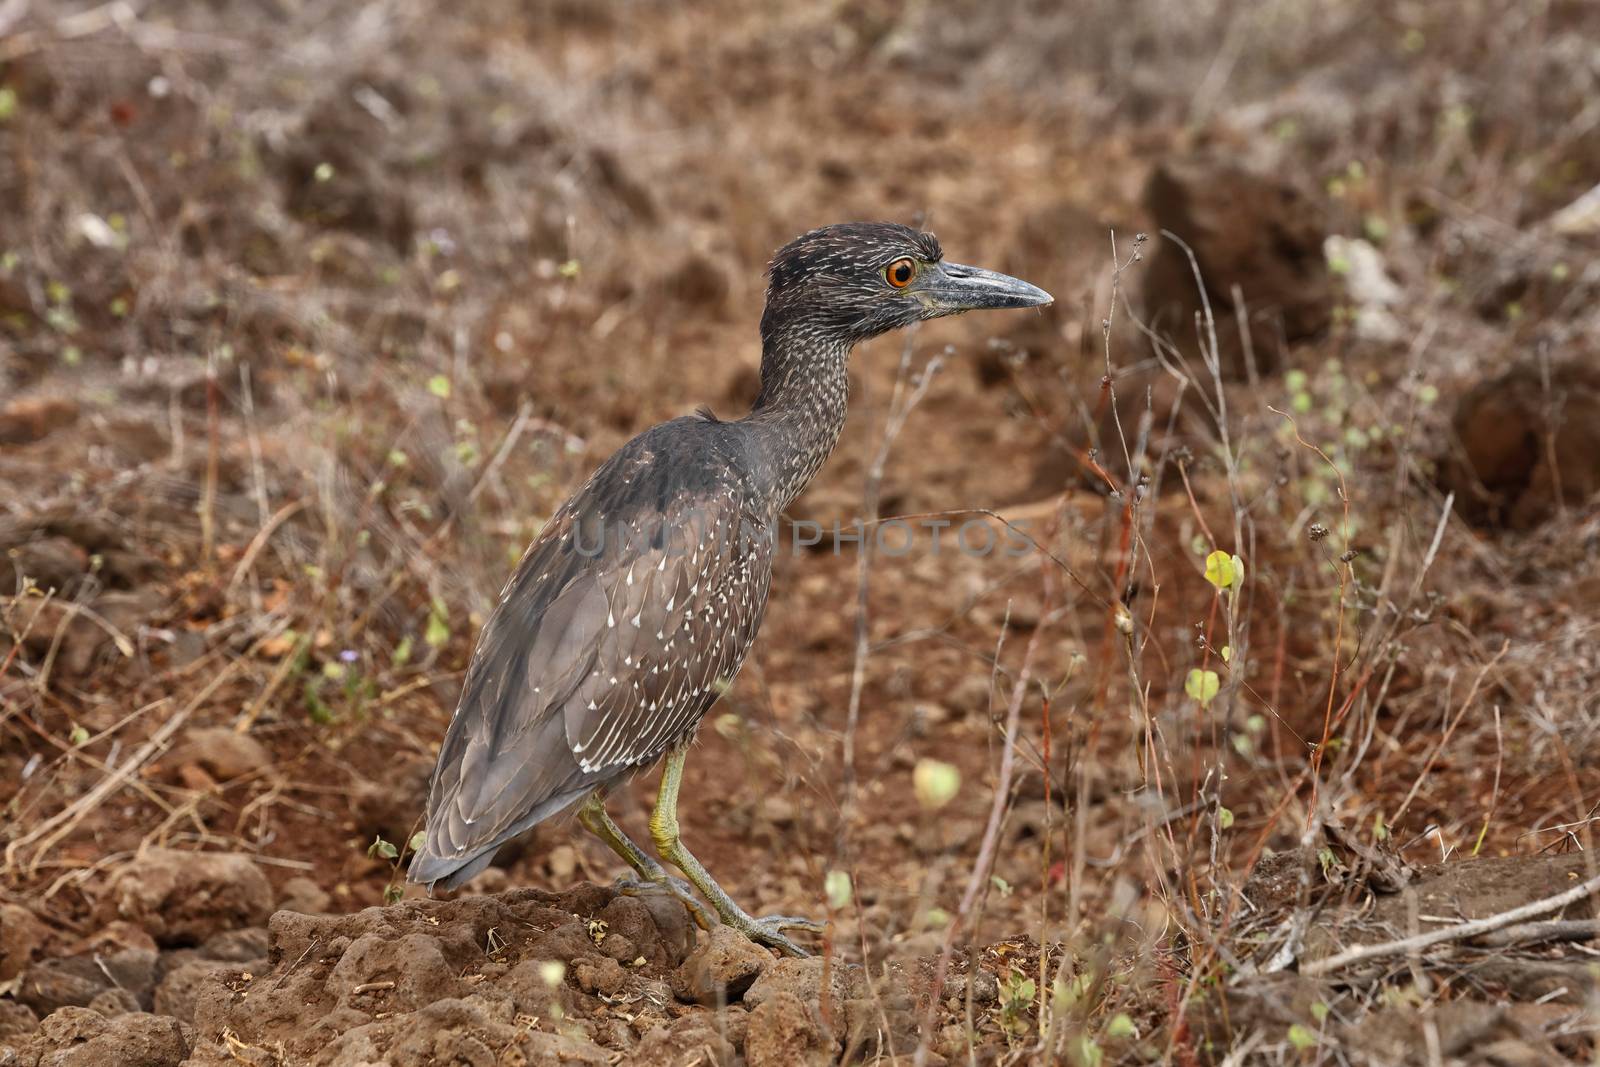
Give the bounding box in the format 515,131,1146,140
725,912,825,958
614,874,719,931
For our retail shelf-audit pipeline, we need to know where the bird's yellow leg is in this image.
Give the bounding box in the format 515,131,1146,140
649,744,822,957
576,791,715,930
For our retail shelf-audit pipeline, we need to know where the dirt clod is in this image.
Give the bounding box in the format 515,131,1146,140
161,728,273,783
9,1006,192,1067
278,876,333,916
1142,155,1332,377
634,1012,742,1066
745,989,837,1067
0,904,47,982
1441,357,1600,529
672,924,774,1005
0,397,80,446
103,850,273,947
183,884,692,1063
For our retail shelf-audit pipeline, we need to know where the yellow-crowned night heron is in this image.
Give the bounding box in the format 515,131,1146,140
409,222,1052,955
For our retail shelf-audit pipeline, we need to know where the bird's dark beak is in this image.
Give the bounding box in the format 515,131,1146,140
924,261,1053,312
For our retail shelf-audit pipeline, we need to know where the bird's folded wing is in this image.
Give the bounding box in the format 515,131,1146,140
423,488,769,857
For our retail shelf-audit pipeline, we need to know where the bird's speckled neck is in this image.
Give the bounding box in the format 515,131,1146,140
741,323,852,515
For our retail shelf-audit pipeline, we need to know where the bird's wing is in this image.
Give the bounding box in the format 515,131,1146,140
414,444,772,881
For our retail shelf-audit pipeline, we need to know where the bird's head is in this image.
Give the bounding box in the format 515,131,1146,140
760,221,1052,347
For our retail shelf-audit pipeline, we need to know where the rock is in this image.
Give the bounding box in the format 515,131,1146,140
103,850,273,946
500,956,574,1017
188,883,688,1062
759,795,798,828
163,727,272,782
75,921,158,956
198,926,269,963
15,957,111,1015
672,925,773,1006
745,955,862,1014
356,993,611,1067
16,1007,191,1067
1142,156,1331,377
596,931,639,965
574,955,627,997
103,947,161,1007
154,960,243,1024
0,396,80,445
1,902,48,981
278,876,332,915
88,987,143,1016
0,999,39,1041
545,843,578,882
842,993,921,1061
1440,358,1600,529
597,893,694,971
326,932,464,1012
634,1012,742,1066
1324,235,1403,342
31,1005,107,1044
745,989,836,1067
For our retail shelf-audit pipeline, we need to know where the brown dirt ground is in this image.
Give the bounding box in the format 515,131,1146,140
3,1,1600,1064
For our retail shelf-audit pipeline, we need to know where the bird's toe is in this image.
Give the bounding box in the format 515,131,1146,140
614,874,718,930
741,914,824,957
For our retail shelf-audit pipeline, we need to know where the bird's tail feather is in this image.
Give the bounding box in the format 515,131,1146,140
406,784,593,891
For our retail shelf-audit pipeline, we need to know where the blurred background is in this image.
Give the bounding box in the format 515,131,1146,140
3,1,1599,1063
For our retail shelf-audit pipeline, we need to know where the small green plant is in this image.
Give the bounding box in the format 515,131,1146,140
998,970,1037,1035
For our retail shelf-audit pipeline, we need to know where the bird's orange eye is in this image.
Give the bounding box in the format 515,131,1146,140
885,257,916,288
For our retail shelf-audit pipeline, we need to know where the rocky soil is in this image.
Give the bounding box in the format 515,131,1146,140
4,0,1600,1064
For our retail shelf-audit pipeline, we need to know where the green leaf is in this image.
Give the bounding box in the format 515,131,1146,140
392,636,414,666
69,725,90,746
424,606,451,648
1203,550,1236,590
912,758,960,810
304,680,335,724
1287,1022,1317,1050
427,375,451,399
1106,1013,1137,1039
1069,1035,1104,1067
1220,644,1231,663
1053,972,1093,1011
1310,1001,1330,1023
825,869,852,910
408,830,427,853
1184,668,1220,705
1218,806,1234,830
368,836,398,860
